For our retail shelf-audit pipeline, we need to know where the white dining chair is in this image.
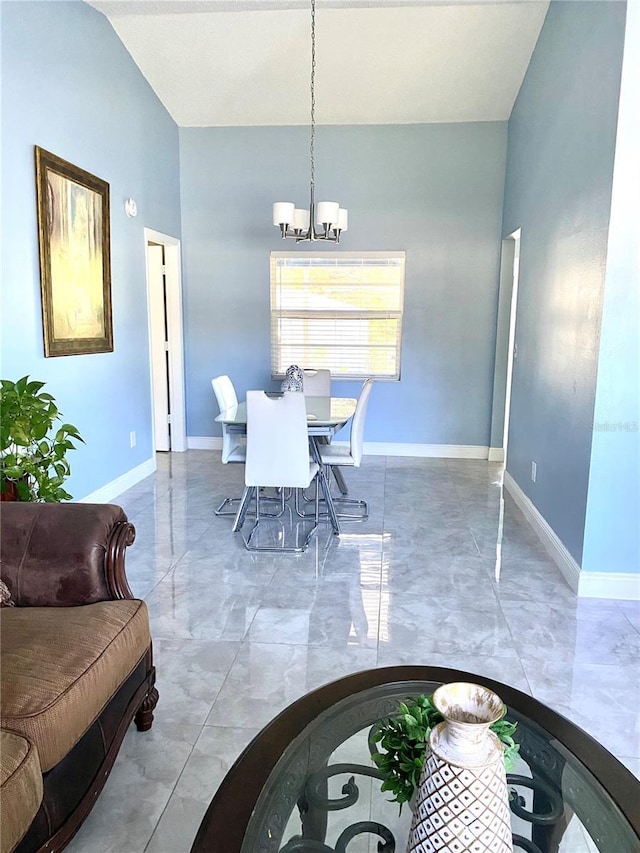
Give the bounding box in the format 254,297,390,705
302,369,336,472
303,368,331,397
237,391,320,552
317,378,374,519
211,375,246,515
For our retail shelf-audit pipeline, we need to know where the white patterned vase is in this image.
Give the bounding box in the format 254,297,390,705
406,682,513,853
280,364,304,392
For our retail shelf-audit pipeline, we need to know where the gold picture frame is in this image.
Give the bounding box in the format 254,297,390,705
35,146,113,357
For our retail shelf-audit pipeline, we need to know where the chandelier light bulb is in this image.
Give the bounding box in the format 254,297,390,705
273,202,295,227
293,208,310,231
316,201,340,227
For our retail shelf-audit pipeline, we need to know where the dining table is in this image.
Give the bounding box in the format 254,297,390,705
215,394,357,536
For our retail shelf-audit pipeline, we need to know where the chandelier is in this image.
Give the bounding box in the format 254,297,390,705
272,0,348,243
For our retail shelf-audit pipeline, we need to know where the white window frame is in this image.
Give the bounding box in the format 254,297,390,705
270,251,405,381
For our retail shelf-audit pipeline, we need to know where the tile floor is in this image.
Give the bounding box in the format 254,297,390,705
66,451,640,853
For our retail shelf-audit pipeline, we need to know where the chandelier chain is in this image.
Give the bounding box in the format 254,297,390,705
310,0,316,193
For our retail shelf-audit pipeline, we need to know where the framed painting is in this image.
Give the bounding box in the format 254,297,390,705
35,146,113,357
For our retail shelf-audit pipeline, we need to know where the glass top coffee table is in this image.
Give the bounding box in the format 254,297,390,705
191,666,640,852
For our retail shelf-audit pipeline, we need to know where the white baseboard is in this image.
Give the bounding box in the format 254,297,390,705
188,436,222,450
187,436,489,459
488,447,505,462
78,457,157,504
504,473,640,599
578,572,640,601
503,471,581,594
363,442,489,458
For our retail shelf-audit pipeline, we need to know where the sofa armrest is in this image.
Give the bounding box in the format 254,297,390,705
0,503,135,606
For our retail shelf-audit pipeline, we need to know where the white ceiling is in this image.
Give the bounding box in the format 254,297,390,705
84,0,549,127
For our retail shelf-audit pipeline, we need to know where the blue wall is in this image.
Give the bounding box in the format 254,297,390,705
583,0,639,579
2,0,633,575
501,1,626,564
180,123,507,445
1,1,181,499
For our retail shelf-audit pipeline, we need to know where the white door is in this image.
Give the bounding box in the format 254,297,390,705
146,243,170,451
145,229,186,453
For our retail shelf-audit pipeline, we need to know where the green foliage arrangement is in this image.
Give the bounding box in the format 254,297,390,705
0,376,84,502
370,694,520,808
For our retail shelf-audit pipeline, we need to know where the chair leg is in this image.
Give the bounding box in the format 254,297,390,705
299,465,347,504
332,466,349,496
218,489,283,518
244,485,318,553
331,496,369,520
295,467,367,522
232,486,254,532
215,495,244,516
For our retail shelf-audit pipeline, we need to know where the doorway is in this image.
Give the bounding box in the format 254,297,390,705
144,228,186,452
489,229,521,583
502,229,521,467
489,228,521,465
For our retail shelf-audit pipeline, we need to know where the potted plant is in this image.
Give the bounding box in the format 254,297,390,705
369,693,520,810
0,376,84,502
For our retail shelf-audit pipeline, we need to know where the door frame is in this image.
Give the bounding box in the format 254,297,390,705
144,228,187,452
488,228,521,464
502,228,521,467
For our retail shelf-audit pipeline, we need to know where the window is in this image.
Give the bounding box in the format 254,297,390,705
270,252,405,380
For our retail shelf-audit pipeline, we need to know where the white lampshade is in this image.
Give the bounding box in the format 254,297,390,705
293,208,310,231
316,201,339,226
273,202,295,227
337,208,348,232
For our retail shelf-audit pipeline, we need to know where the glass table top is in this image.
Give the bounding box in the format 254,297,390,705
216,396,357,429
191,667,640,853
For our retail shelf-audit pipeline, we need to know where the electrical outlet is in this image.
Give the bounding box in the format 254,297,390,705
531,461,537,483
129,431,136,448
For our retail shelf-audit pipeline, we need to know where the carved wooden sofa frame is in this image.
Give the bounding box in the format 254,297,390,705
0,503,158,853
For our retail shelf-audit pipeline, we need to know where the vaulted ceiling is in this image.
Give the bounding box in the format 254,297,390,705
84,0,549,127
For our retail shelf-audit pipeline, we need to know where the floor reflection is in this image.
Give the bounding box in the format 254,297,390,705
64,450,640,853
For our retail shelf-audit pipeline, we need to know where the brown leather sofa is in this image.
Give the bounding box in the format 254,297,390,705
0,503,158,853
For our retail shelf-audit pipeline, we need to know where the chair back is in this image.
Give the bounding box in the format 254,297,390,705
303,369,331,397
245,391,312,488
349,378,374,467
211,375,239,463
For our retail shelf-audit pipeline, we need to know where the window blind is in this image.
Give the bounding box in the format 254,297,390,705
270,252,405,380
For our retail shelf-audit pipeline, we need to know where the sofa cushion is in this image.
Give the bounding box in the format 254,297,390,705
0,729,43,853
0,600,150,772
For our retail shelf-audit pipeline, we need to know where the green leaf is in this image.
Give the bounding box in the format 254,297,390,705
60,423,83,439
0,376,81,502
33,421,50,441
16,479,33,501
